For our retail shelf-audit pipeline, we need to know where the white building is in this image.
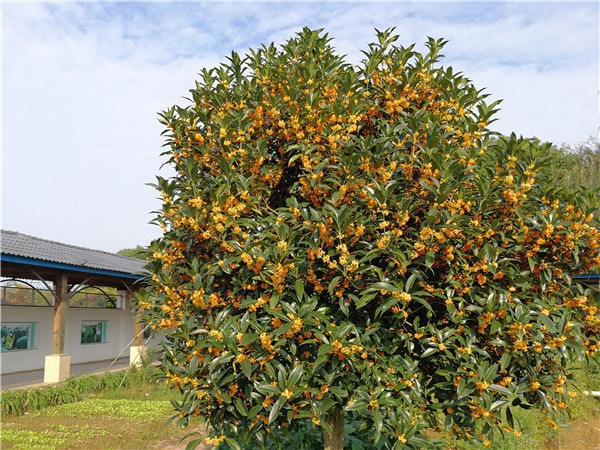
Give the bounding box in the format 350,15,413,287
1,230,155,382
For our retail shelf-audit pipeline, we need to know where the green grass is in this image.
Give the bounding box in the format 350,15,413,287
1,365,161,416
1,379,191,450
1,403,185,450
443,407,549,450
1,425,110,450
444,360,600,450
566,360,600,419
42,398,173,420
1,363,598,450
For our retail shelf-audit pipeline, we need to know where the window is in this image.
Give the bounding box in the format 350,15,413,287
81,320,107,344
1,322,37,351
70,287,117,308
1,282,53,306
143,323,155,340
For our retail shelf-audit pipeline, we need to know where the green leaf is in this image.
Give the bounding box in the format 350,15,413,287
188,355,198,375
457,379,476,400
269,292,280,309
536,390,554,411
328,276,343,295
295,279,305,299
356,292,377,309
277,364,286,390
565,338,585,359
312,353,329,373
255,384,281,396
500,351,511,371
506,406,515,429
372,407,383,444
268,397,285,424
490,399,509,412
240,333,260,346
425,250,436,268
421,347,438,358
209,353,234,370
224,437,242,450
331,190,343,204
265,362,276,380
241,359,252,379
185,439,204,450
489,384,512,396
489,320,501,335
234,398,248,416
318,344,333,356
344,400,367,412
405,272,419,291
339,296,349,317
375,296,399,318
247,404,262,421
484,364,499,381
329,386,348,398
369,282,397,292
287,364,304,388
288,153,302,166
444,413,454,431
412,296,434,314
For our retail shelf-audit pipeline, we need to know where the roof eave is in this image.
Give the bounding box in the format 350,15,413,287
1,254,147,281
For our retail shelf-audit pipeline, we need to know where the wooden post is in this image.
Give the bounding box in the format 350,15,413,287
132,291,145,346
52,273,69,354
129,289,148,367
45,273,71,383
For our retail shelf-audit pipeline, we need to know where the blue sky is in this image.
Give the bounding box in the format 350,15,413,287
2,1,599,252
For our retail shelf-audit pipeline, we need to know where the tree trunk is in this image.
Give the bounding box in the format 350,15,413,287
323,407,344,450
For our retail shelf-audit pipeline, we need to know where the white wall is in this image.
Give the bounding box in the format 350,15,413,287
0,306,54,373
0,304,154,374
65,307,136,363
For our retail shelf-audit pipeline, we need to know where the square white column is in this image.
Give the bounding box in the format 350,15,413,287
44,354,71,383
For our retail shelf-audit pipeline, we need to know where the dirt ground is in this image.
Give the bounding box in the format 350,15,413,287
153,425,213,450
545,417,600,450
155,441,212,450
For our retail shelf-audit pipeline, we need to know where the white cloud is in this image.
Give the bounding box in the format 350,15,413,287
2,2,598,251
468,64,599,145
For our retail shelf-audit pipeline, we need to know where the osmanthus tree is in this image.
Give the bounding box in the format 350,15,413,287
140,28,600,449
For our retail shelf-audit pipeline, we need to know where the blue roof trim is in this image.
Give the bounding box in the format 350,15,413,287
1,254,145,281
574,274,599,280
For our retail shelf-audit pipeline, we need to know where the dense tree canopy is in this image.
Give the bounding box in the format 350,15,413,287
141,29,600,449
117,245,148,259
541,136,600,192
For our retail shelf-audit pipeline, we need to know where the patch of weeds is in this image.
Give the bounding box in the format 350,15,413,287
1,394,185,450
2,423,108,449
98,380,178,402
1,385,79,416
566,361,600,420
2,366,163,416
43,398,172,420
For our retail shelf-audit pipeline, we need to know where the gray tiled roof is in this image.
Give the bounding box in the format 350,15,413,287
1,230,147,276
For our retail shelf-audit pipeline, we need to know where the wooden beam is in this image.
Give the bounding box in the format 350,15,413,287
52,273,69,354
134,291,146,345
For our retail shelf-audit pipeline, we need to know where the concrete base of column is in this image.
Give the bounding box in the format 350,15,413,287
44,354,71,383
129,345,147,368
